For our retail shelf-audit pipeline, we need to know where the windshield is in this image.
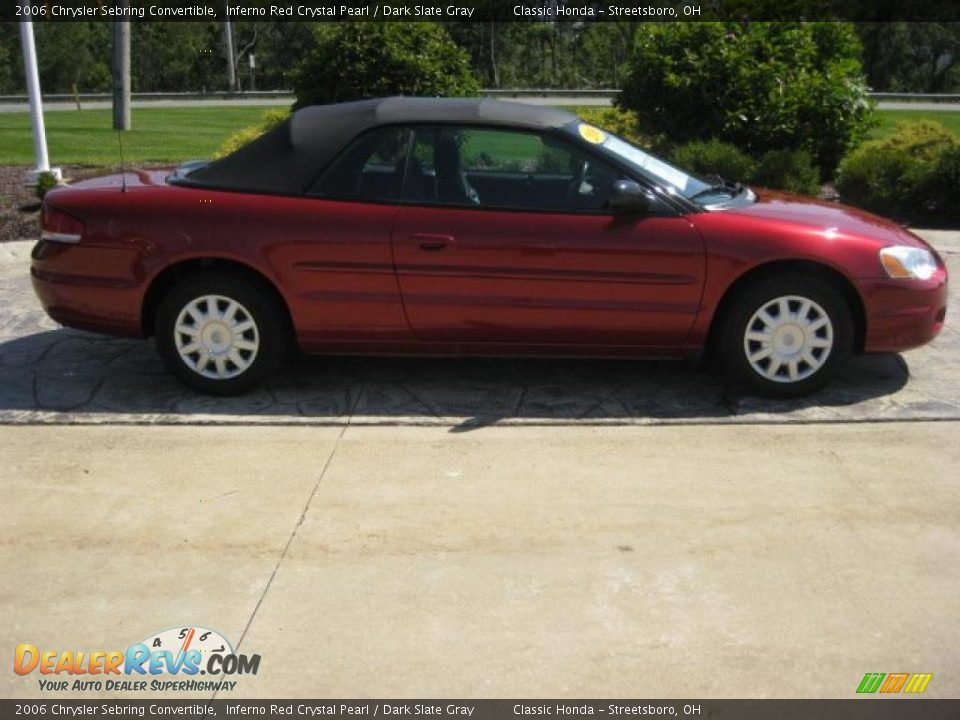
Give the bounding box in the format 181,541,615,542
569,123,747,205
602,135,711,198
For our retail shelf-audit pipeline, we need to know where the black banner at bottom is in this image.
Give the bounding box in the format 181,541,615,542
2,700,960,720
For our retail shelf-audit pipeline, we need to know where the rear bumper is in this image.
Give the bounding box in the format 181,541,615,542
30,240,146,338
859,272,948,352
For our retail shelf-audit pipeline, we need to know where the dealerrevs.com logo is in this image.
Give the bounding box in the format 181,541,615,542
13,626,260,693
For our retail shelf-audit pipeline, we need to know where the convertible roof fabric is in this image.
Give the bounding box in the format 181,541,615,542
177,97,579,195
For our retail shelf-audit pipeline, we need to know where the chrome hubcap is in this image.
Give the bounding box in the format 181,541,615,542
743,295,833,383
174,295,259,379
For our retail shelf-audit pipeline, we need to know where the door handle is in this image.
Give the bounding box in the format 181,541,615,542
410,233,454,252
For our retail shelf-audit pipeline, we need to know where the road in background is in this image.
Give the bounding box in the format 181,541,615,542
2,93,960,113
0,97,294,113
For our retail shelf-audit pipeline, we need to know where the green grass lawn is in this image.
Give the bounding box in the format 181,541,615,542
0,106,287,167
0,105,957,168
870,109,960,138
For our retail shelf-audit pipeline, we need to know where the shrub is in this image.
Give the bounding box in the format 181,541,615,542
881,120,956,163
753,149,821,195
670,139,755,184
34,171,60,199
924,144,960,222
618,22,873,177
294,23,479,109
215,109,288,158
835,143,926,214
836,121,958,218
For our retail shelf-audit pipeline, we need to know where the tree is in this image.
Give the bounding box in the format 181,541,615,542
0,24,17,95
897,24,960,93
579,22,634,88
33,22,111,94
857,23,960,93
856,23,913,92
618,22,874,176
293,23,479,108
230,22,314,92
130,22,223,93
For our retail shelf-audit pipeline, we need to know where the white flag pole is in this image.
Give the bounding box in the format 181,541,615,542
19,13,61,185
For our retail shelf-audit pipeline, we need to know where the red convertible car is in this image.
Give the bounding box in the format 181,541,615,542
32,97,948,396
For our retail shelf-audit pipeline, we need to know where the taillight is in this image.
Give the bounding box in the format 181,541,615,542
41,203,85,244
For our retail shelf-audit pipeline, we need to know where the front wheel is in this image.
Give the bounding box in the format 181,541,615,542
719,275,853,398
155,272,287,395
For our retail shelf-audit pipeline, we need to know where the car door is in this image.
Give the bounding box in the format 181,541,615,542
274,126,413,347
391,125,706,348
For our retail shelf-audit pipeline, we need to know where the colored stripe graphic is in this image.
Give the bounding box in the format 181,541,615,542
903,673,933,694
857,672,933,694
879,673,909,693
857,673,886,693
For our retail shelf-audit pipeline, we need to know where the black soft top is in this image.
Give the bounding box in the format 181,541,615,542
174,97,579,195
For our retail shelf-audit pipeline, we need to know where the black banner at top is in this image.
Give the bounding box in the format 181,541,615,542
4,0,960,22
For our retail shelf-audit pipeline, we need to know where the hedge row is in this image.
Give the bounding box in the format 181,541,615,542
836,121,960,222
669,140,821,196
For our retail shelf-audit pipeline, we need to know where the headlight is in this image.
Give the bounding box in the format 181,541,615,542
879,246,938,280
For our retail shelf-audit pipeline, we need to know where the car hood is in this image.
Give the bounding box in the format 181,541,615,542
722,188,932,250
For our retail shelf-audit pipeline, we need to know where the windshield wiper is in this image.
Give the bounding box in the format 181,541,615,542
689,181,744,201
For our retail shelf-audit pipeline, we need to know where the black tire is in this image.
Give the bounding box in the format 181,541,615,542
155,271,288,395
718,273,853,398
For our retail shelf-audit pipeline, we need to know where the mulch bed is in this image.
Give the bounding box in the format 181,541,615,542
0,165,112,244
0,165,42,244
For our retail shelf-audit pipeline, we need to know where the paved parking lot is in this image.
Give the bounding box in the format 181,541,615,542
0,232,957,699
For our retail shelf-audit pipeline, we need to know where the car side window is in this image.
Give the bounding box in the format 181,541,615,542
308,127,411,202
404,126,626,212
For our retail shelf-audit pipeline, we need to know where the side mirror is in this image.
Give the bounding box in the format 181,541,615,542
609,180,652,214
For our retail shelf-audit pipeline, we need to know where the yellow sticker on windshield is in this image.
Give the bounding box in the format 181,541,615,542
578,124,607,144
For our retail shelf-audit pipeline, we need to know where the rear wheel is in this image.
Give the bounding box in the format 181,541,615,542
155,271,287,395
719,274,853,397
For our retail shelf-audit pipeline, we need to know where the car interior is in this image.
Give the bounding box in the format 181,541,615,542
310,126,625,212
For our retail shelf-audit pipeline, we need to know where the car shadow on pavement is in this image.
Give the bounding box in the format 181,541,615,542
0,328,913,428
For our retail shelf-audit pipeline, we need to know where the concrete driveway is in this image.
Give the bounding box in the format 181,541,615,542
2,422,958,698
0,232,957,699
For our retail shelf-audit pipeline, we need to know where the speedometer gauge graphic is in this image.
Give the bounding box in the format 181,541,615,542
140,626,233,672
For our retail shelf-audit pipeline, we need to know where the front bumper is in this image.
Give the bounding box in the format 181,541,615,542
858,271,948,353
